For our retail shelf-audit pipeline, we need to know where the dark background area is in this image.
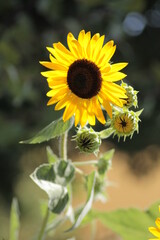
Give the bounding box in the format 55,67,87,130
0,0,160,212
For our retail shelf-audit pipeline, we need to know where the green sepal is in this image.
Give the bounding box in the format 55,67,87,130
136,108,144,117
9,198,20,240
20,117,74,144
99,128,114,139
30,161,75,214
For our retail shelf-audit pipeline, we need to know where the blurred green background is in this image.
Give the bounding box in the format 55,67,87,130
0,0,160,239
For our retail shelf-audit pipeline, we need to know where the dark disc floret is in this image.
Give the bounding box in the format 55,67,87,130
67,59,102,99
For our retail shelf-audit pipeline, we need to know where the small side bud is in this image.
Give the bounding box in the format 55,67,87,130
109,108,143,141
121,82,138,108
74,127,101,154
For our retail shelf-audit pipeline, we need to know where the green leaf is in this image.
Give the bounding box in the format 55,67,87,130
99,128,114,139
97,149,115,175
20,117,74,144
30,161,75,214
66,171,96,232
46,146,58,164
82,201,160,240
9,198,20,240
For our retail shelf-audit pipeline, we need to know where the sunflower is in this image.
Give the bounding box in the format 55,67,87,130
149,206,160,240
40,30,128,127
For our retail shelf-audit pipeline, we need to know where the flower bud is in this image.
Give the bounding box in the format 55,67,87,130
121,82,138,108
74,127,101,154
109,108,143,141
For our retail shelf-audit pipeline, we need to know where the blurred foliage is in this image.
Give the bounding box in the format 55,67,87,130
0,0,160,203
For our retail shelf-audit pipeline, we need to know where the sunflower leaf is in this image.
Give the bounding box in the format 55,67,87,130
66,171,96,232
81,201,160,240
20,117,74,144
30,161,75,214
9,198,20,240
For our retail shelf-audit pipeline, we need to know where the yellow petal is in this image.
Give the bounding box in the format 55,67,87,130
63,102,76,122
99,90,123,107
41,70,67,78
47,97,58,106
78,30,85,45
53,42,74,57
80,109,88,127
102,72,127,82
156,218,160,228
46,86,68,97
47,47,73,66
149,227,160,238
40,61,67,71
102,100,112,118
102,84,127,98
67,32,80,59
47,76,66,88
54,94,70,110
92,97,106,125
75,108,80,126
97,40,114,66
110,62,128,73
87,113,96,125
92,35,105,62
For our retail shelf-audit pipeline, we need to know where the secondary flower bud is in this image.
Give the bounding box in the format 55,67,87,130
121,82,138,108
109,108,142,141
74,127,101,154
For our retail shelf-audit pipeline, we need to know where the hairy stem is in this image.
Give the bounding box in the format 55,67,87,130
59,132,68,160
37,207,50,240
73,160,98,166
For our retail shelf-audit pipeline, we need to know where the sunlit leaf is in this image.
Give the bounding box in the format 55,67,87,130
30,161,75,214
82,201,160,240
20,117,74,144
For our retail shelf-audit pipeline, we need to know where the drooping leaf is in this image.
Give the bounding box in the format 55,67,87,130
9,198,20,240
30,161,75,214
66,171,96,231
46,146,58,163
20,117,74,144
82,201,160,240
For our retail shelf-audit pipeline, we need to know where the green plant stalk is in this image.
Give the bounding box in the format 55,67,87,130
74,160,98,166
59,132,68,160
37,207,50,240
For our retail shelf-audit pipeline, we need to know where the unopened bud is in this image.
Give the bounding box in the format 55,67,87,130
121,82,138,108
74,127,101,154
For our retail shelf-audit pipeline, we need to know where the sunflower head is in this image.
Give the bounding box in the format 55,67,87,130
40,30,128,127
121,82,138,108
109,108,142,141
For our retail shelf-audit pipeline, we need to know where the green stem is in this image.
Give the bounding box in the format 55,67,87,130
37,207,50,240
59,132,68,160
73,160,98,166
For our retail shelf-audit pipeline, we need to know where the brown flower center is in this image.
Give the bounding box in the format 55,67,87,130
67,59,102,99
